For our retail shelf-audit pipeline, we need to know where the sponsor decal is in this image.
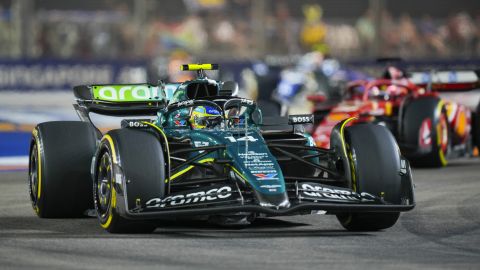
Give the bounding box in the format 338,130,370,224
121,119,152,128
289,114,314,124
260,184,282,192
93,85,162,102
145,186,233,208
240,98,254,105
224,135,258,143
419,118,432,148
176,100,194,107
194,141,209,147
174,120,187,126
206,107,220,115
300,183,376,202
253,173,278,180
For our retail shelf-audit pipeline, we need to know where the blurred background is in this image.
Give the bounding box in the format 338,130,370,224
0,0,480,169
1,0,480,60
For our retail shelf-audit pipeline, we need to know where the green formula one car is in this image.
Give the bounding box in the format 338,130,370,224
28,64,415,233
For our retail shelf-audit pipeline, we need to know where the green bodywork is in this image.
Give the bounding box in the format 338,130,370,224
91,79,316,198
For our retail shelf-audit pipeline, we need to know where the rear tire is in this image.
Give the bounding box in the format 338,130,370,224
94,128,166,233
29,121,97,217
473,102,480,154
401,97,449,167
336,124,402,231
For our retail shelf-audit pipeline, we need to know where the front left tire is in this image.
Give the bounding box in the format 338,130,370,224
93,128,166,233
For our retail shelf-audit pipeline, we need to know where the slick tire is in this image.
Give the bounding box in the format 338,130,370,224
401,97,449,167
29,121,97,217
473,102,480,153
336,124,401,231
94,128,166,233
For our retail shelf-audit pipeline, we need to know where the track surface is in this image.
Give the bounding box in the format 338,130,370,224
1,159,479,270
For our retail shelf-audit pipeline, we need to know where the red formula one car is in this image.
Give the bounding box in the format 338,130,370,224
309,68,479,167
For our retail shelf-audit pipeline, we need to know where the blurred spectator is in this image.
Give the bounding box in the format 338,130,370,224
177,14,208,53
475,13,480,55
212,14,235,48
300,4,327,52
418,15,448,57
355,8,375,55
447,12,476,57
380,10,399,56
3,0,480,60
398,14,422,57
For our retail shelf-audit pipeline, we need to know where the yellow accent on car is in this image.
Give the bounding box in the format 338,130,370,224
435,100,448,166
339,117,357,161
100,186,116,229
102,135,117,164
167,158,215,182
456,110,467,136
181,64,217,71
141,121,171,183
435,100,445,119
339,117,357,191
226,164,248,182
385,101,392,116
32,128,42,201
100,134,119,229
436,120,448,166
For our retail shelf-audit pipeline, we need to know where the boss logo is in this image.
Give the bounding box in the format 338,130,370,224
289,115,313,124
121,119,151,128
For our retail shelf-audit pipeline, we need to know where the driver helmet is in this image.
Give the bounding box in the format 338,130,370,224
383,66,406,80
189,106,222,129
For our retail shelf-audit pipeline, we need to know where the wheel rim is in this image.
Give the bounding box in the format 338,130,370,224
29,144,39,206
437,113,449,153
95,152,113,220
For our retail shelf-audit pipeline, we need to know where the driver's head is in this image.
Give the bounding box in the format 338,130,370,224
383,66,405,80
189,106,222,129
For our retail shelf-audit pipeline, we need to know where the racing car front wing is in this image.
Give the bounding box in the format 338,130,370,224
114,181,415,220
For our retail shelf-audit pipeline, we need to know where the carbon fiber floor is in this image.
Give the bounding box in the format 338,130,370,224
1,159,479,270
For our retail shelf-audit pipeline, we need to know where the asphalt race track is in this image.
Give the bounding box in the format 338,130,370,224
0,159,479,270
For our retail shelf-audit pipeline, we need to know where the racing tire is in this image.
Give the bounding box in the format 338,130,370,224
29,121,97,218
94,128,166,233
401,97,449,167
473,102,480,153
336,124,401,231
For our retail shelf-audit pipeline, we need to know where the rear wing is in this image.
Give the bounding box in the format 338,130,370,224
73,84,167,116
409,70,480,92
